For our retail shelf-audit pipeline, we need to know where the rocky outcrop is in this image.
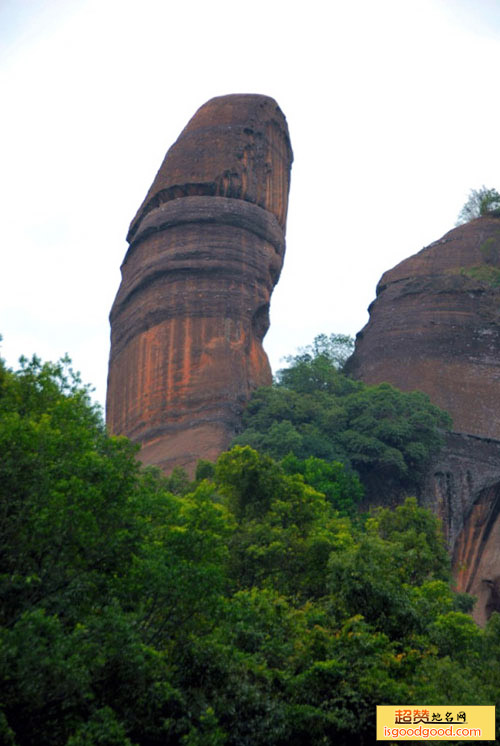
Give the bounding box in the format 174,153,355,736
345,216,500,438
106,94,293,474
420,432,500,625
347,216,500,623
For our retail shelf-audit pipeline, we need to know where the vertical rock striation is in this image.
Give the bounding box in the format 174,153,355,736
106,94,293,474
420,432,500,625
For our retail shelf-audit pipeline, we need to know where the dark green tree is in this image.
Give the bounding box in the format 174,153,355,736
0,351,497,746
234,338,451,497
0,355,231,745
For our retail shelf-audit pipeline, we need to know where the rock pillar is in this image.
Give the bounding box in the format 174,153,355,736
106,94,293,474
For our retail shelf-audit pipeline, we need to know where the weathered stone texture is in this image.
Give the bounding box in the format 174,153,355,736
345,216,500,438
421,433,500,625
347,216,500,623
107,94,293,474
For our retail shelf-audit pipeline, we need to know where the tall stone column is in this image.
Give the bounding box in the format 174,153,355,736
106,94,293,474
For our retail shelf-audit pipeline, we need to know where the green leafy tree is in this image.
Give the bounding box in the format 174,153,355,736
234,338,451,498
0,355,232,745
277,333,355,387
215,446,348,599
281,454,364,516
456,185,500,225
276,334,357,394
1,351,497,746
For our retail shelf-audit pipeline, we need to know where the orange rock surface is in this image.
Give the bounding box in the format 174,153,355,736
106,94,293,474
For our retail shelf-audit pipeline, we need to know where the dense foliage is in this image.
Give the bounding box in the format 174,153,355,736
233,336,452,498
1,353,498,745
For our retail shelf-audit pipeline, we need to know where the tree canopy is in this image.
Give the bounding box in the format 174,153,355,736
233,336,451,499
0,350,498,745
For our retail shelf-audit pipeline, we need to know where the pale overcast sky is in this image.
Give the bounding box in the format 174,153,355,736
1,0,500,407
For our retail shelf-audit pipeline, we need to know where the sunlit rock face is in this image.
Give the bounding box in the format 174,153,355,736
106,94,293,474
345,216,500,439
346,216,500,623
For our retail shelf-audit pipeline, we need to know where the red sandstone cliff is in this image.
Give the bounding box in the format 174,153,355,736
346,216,500,438
106,94,293,474
346,216,500,622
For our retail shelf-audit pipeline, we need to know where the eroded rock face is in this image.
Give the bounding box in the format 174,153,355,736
106,94,293,474
420,432,500,625
345,216,500,438
454,483,500,625
347,217,500,623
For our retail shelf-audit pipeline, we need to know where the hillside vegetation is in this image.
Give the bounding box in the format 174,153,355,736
1,348,498,746
233,334,452,500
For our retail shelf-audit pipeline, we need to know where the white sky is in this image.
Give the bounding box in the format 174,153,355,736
1,0,500,408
